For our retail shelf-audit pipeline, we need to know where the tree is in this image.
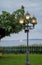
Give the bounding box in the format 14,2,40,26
0,6,25,39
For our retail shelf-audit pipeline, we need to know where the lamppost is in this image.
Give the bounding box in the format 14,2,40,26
19,12,37,65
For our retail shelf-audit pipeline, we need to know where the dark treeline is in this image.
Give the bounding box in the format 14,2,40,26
0,45,42,54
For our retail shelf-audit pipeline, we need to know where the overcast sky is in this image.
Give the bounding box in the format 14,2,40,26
0,0,42,41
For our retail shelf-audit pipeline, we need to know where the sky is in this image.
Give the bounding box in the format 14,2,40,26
0,0,42,41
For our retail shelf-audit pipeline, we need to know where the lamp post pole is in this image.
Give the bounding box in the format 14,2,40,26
25,23,30,65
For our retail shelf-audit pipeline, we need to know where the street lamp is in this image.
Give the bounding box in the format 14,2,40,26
19,12,37,65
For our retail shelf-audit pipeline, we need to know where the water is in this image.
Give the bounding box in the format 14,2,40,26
23,39,42,45
0,39,42,47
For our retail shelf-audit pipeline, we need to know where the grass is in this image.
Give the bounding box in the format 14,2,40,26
0,54,42,65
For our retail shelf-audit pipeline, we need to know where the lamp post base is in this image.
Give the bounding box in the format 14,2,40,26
26,61,30,65
26,51,30,65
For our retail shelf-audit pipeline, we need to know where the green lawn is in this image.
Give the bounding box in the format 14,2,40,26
0,54,42,65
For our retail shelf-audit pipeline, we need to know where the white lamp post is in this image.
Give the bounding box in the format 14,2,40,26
19,12,37,65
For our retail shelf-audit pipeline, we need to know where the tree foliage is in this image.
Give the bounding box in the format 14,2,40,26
0,6,25,39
